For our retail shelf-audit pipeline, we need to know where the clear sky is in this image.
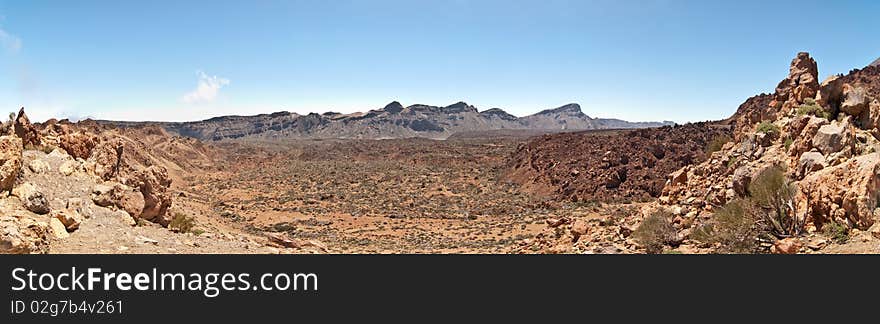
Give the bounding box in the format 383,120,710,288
0,0,878,123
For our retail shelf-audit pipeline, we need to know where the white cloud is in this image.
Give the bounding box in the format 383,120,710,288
0,27,22,53
182,71,230,103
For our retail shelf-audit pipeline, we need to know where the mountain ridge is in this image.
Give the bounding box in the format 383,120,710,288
98,101,674,141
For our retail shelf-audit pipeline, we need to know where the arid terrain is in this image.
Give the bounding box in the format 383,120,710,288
3,53,880,254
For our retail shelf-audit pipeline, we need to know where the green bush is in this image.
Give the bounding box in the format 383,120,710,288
169,213,197,233
706,134,732,154
822,222,848,244
783,138,793,151
698,199,763,253
633,211,677,254
796,99,831,119
756,121,780,135
749,165,801,237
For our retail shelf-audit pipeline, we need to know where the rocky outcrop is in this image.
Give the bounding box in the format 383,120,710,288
773,52,820,113
798,153,880,229
0,136,23,192
126,166,173,225
13,108,41,148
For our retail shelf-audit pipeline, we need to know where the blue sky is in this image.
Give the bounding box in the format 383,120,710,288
0,0,878,122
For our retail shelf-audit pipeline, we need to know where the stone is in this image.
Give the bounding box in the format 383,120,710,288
124,166,172,225
28,159,50,174
135,236,158,245
571,219,589,237
771,238,801,254
66,198,91,218
12,182,50,215
812,120,851,155
669,168,688,185
52,210,81,232
731,166,752,197
0,136,23,192
799,153,880,229
798,151,826,177
59,160,78,176
48,218,69,239
114,210,136,227
840,84,869,116
1,215,50,253
58,132,97,160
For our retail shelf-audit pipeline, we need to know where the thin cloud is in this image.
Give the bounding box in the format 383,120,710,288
0,27,22,53
182,71,230,103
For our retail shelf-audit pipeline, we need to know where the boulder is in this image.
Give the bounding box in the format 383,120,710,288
0,136,23,192
59,160,79,176
798,153,880,229
1,215,50,253
48,218,69,239
12,182,50,215
798,151,826,177
771,238,801,254
52,210,81,232
125,166,173,225
789,116,828,157
732,166,752,197
92,139,124,181
58,132,97,160
90,183,145,217
811,120,852,155
27,159,50,174
840,84,869,116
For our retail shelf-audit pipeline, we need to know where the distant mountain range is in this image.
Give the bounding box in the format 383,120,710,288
100,102,674,141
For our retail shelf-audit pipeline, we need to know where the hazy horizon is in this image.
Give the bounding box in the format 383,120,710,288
1,0,878,123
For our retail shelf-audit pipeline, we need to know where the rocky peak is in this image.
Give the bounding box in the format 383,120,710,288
870,57,880,68
536,103,584,116
382,101,404,114
773,52,820,111
443,101,477,113
480,108,517,120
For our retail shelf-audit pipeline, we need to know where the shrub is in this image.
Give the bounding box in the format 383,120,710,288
699,199,764,253
783,137,793,151
706,134,732,154
633,211,677,254
822,222,848,244
169,213,196,233
756,121,780,135
749,165,802,237
796,98,832,119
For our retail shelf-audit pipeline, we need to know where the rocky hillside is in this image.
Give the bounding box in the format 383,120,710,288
520,52,880,254
505,123,731,203
101,102,672,141
0,110,219,253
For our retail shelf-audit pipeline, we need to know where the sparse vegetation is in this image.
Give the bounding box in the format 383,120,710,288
633,211,677,254
706,134,732,154
695,199,763,253
784,137,793,151
822,222,849,244
796,98,831,119
693,165,802,253
756,121,780,135
169,213,197,233
749,165,802,237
